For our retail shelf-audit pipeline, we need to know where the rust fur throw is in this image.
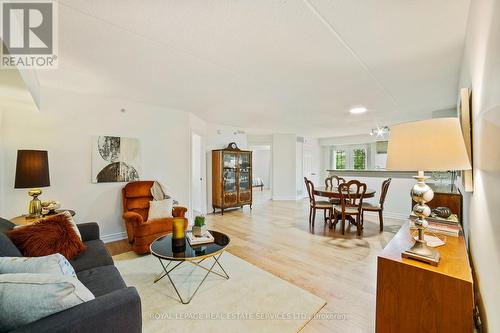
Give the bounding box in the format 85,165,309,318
8,213,86,260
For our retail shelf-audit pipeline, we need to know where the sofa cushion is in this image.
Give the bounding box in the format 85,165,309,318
0,273,95,332
0,231,22,257
70,240,113,273
77,265,126,297
0,254,76,277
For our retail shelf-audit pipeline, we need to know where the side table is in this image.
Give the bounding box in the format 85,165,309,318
10,209,76,226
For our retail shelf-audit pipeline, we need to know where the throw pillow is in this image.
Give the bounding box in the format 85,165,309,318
0,253,76,277
8,214,86,260
148,198,173,220
0,273,95,332
59,210,82,240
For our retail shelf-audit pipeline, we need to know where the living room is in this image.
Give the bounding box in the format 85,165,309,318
0,1,499,332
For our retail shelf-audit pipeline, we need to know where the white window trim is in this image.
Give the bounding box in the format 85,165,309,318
329,144,370,170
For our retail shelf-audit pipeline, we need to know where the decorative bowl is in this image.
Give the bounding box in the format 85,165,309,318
432,207,452,219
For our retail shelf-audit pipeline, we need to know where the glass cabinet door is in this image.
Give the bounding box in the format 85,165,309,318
223,152,237,169
223,169,236,192
239,170,250,190
238,152,251,170
223,152,237,193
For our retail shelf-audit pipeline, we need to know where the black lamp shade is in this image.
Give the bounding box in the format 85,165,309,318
14,150,50,188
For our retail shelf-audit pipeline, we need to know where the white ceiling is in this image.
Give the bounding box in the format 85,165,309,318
35,0,470,137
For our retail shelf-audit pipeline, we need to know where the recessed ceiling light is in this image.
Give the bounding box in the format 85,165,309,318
349,106,367,114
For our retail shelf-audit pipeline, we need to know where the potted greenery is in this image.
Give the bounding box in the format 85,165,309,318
192,215,207,237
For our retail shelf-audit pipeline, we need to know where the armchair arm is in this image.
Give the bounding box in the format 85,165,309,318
76,222,100,242
12,287,142,333
173,206,187,218
122,211,144,243
122,211,144,225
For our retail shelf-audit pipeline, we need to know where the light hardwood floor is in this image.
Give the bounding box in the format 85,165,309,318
106,190,403,333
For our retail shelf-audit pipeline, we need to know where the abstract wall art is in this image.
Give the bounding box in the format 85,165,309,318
91,136,141,183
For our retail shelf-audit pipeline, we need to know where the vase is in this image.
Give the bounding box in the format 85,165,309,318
171,237,186,258
172,218,185,239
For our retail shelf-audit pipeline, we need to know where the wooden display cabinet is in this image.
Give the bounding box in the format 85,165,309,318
212,143,252,215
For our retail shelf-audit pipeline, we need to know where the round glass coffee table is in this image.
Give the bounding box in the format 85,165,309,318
150,230,230,304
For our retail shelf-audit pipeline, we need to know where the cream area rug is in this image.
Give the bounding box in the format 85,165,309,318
114,251,326,333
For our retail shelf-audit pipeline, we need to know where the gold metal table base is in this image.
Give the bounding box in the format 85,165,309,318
153,253,229,304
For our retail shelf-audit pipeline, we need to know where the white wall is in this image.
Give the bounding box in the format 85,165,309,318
295,140,303,198
251,147,271,189
272,134,297,200
0,87,190,241
191,133,203,214
247,135,273,146
459,0,500,330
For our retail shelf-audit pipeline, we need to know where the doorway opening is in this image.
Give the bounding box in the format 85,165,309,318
190,132,207,218
249,145,272,205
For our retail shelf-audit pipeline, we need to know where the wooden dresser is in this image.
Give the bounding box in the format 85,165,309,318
376,222,473,333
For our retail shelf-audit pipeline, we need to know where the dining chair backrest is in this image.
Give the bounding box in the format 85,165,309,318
324,176,332,187
325,175,346,188
338,180,367,213
379,178,392,208
304,177,316,205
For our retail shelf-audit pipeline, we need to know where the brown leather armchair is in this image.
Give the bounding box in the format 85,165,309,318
122,181,188,254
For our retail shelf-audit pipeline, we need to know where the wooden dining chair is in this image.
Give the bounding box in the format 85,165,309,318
361,178,391,231
332,180,367,235
324,175,346,205
304,177,333,227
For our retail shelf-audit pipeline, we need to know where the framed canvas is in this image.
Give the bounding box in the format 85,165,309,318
458,88,473,192
91,136,141,183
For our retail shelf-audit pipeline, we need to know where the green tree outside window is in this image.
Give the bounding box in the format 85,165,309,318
335,151,346,169
353,149,366,170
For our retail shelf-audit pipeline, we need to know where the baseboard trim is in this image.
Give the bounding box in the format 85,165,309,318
101,231,127,243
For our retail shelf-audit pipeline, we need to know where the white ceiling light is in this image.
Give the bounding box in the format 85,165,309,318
349,106,367,114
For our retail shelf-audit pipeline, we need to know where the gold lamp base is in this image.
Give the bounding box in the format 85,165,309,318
27,188,43,218
402,238,440,266
404,171,441,266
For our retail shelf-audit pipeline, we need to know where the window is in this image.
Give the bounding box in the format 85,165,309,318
329,145,369,170
353,148,366,170
335,150,346,169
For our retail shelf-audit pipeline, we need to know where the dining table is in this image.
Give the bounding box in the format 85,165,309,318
313,186,377,199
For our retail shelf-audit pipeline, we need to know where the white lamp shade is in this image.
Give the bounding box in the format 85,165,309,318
386,118,472,171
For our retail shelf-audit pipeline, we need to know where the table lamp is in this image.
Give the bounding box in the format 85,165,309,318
14,150,50,217
386,118,471,265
